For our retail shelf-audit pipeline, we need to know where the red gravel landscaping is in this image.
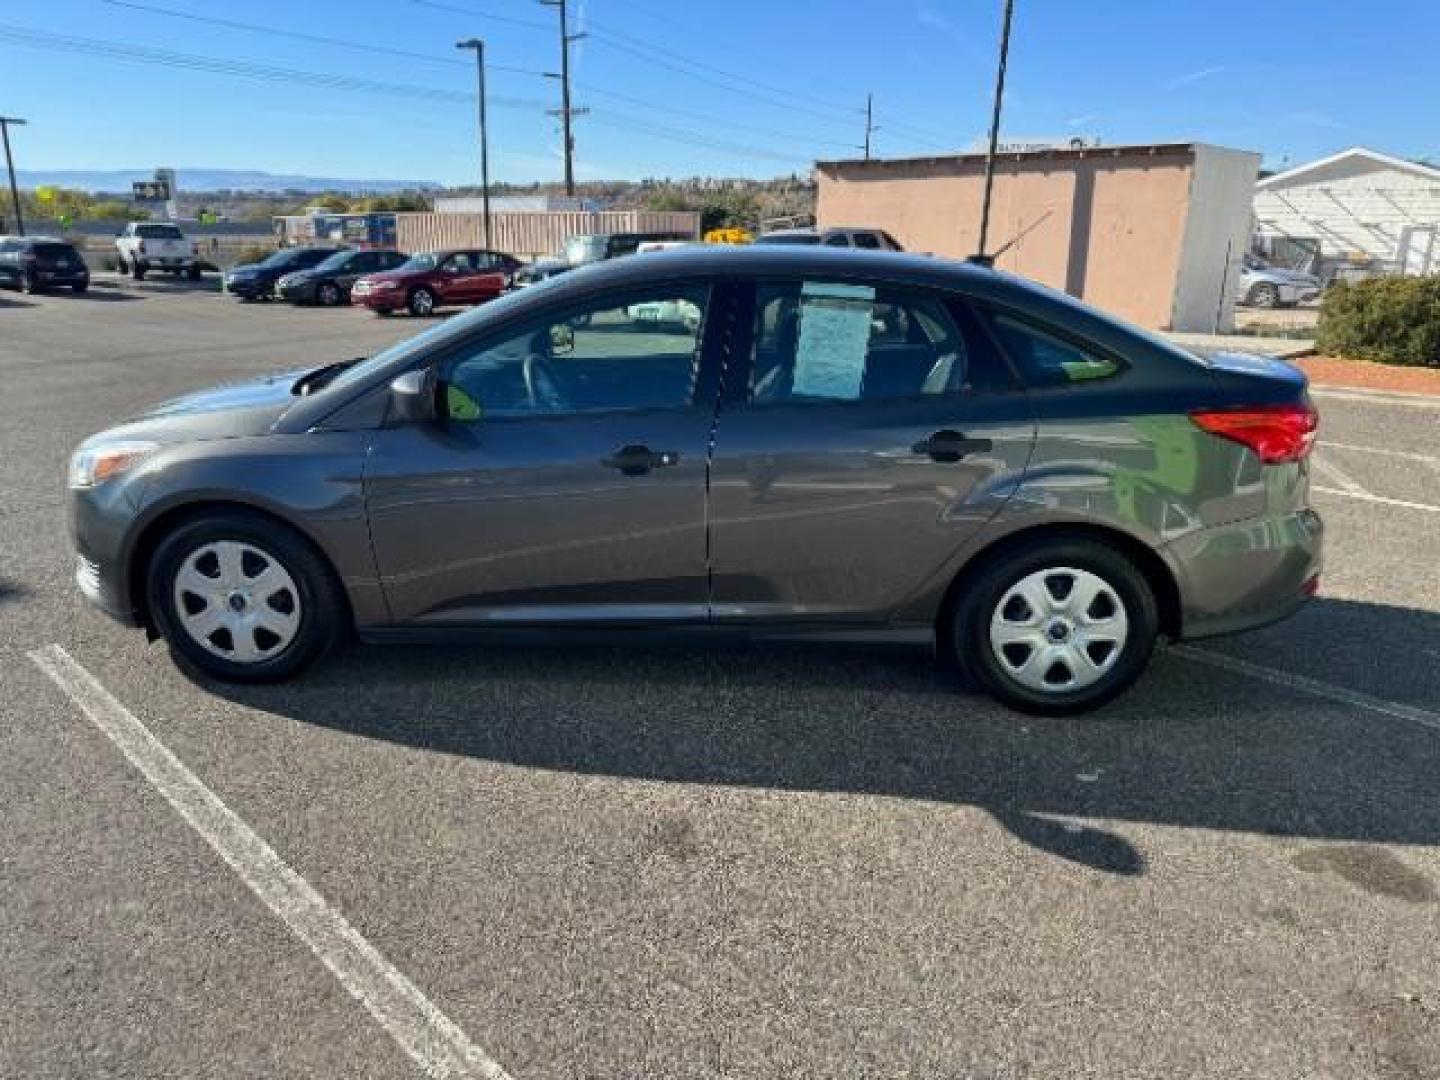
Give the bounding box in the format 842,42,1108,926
1290,355,1440,397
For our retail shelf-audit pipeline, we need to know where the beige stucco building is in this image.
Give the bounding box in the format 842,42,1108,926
815,142,1260,332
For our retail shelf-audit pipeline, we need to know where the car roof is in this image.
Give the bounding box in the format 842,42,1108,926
760,229,820,238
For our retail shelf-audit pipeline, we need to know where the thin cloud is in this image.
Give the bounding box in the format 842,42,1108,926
1066,112,1099,128
917,4,959,39
1164,65,1227,91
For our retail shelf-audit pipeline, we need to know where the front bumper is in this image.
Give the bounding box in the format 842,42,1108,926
351,286,400,310
225,277,271,298
70,482,142,627
278,281,318,303
1168,505,1323,640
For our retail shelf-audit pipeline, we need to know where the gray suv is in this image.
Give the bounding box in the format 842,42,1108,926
67,248,1322,714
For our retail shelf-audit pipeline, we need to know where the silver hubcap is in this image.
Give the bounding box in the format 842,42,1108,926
989,567,1129,693
413,291,433,314
173,541,301,664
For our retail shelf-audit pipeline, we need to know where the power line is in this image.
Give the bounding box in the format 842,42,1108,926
98,0,549,77
407,0,551,33
0,23,833,167
0,24,548,107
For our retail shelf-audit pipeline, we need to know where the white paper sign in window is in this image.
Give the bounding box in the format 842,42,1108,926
791,281,876,400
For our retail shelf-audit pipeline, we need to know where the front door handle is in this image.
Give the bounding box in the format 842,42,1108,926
602,444,680,476
913,429,993,463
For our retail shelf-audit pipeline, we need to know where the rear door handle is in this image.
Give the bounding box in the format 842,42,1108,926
602,444,680,476
913,429,993,463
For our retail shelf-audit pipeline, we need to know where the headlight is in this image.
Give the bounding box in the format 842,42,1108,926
68,440,158,489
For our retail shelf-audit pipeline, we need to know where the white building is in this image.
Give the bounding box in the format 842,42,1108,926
1253,147,1440,276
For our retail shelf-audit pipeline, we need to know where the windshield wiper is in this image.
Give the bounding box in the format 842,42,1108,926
293,358,361,396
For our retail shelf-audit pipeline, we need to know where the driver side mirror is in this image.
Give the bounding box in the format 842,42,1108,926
389,368,437,424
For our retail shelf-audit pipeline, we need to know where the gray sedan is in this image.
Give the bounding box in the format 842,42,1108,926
67,247,1321,714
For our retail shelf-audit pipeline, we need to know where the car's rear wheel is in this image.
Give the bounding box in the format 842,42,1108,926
317,282,341,306
1248,282,1280,308
407,287,437,317
72,281,88,294
132,261,146,281
947,537,1158,715
21,272,39,294
146,511,344,683
187,264,202,281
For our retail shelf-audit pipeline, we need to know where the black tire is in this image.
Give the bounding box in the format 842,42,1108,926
187,263,202,281
146,510,346,684
72,281,88,294
21,272,39,295
373,307,393,317
407,287,437,317
132,261,146,282
115,256,128,276
945,536,1159,716
317,281,342,306
1247,282,1279,308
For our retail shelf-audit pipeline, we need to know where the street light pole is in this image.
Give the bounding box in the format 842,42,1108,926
455,39,492,246
0,116,26,237
976,0,1015,260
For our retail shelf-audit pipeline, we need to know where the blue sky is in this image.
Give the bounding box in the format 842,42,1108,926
3,0,1438,186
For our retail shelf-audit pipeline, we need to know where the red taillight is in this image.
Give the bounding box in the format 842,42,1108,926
1190,403,1318,464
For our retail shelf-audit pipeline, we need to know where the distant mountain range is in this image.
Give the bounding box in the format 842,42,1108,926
13,168,441,194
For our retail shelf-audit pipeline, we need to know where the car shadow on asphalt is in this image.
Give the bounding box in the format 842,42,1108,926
209,597,1440,880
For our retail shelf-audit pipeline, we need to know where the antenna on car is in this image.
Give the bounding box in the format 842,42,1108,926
970,209,1054,267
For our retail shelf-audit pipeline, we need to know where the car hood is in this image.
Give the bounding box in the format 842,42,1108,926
90,368,311,446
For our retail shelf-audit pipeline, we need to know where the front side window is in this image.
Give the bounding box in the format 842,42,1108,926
852,232,882,250
441,285,710,421
748,281,995,404
442,253,477,273
985,311,1120,386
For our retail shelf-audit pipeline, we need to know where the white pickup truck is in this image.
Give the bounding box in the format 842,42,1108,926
115,221,203,280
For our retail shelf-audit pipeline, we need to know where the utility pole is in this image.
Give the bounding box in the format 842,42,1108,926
455,38,492,246
976,0,1015,260
863,93,875,160
540,0,585,196
0,116,26,237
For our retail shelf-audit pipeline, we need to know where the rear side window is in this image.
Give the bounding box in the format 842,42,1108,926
747,281,1006,404
822,233,851,247
852,232,881,250
985,311,1120,387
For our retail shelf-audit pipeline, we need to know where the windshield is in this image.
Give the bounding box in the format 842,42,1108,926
259,248,308,269
564,236,607,265
137,224,183,239
313,251,356,274
398,253,439,272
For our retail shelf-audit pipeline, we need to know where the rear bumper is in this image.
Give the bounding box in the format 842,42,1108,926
1168,506,1323,640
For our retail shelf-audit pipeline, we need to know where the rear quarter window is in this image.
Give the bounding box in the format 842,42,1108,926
985,310,1121,387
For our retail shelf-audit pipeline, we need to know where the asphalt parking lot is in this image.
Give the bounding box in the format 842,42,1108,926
2,279,1438,1079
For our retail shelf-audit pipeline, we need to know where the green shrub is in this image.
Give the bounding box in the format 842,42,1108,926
1315,276,1440,366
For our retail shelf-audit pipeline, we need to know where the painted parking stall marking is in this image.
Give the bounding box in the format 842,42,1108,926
1173,645,1440,733
27,644,513,1080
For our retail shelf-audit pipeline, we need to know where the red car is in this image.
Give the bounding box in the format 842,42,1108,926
350,248,524,317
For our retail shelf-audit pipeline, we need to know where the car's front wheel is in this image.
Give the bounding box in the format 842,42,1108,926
948,537,1158,715
1247,282,1280,308
317,282,342,306
146,511,344,683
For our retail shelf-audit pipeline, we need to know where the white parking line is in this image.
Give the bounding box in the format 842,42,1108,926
1311,456,1370,496
1171,645,1440,733
1311,486,1440,514
1311,387,1440,410
1322,440,1440,467
27,644,512,1080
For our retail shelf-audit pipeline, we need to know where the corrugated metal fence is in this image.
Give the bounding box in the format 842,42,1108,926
395,210,700,259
